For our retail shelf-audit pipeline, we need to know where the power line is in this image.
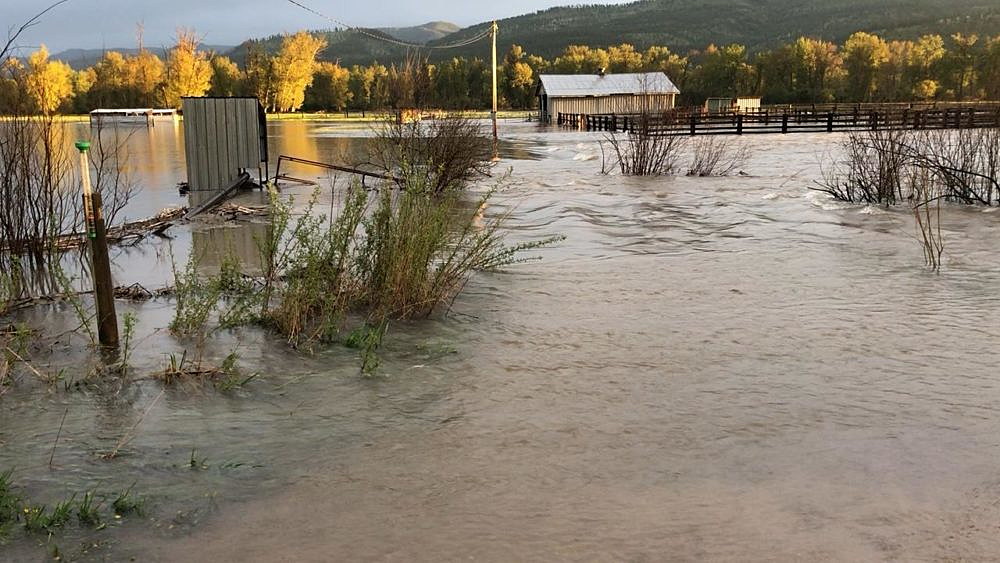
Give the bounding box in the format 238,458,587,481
283,0,493,50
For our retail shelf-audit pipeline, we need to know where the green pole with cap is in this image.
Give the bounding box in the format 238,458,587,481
76,139,119,352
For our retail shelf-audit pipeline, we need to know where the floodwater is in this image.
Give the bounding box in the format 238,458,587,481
3,119,1000,561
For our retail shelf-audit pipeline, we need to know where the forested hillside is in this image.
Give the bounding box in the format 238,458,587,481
433,0,1000,58
228,22,459,66
49,46,234,70
4,1,1000,116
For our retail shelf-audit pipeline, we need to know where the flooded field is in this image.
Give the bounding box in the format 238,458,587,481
3,119,1000,561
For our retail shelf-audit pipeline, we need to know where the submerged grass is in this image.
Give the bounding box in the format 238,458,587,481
152,349,253,390
0,470,147,544
75,491,102,528
112,484,145,517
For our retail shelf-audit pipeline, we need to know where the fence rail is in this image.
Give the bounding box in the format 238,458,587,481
557,102,1000,136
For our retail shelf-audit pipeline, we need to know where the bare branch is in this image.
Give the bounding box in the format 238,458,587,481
1,0,73,62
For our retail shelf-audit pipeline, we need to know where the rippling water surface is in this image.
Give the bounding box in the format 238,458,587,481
3,120,1000,561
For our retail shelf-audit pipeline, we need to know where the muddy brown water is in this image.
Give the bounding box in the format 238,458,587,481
3,120,1000,561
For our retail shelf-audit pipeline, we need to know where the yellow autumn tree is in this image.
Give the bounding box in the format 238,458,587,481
643,46,688,79
209,55,242,97
607,43,643,72
163,30,212,108
842,32,889,101
272,32,327,113
303,61,351,111
126,49,165,106
25,45,74,114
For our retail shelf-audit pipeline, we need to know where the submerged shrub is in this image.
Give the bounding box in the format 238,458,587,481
687,136,752,176
166,116,559,369
911,128,1000,205
169,249,225,337
354,169,556,319
0,114,138,268
0,115,74,264
910,169,945,271
258,170,560,351
0,261,23,317
263,185,367,345
368,116,493,193
816,128,910,205
817,127,1000,206
603,114,686,176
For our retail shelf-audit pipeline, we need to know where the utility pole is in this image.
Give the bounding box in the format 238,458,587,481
491,20,499,150
76,140,119,352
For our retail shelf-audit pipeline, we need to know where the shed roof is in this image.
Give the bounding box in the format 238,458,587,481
538,72,680,97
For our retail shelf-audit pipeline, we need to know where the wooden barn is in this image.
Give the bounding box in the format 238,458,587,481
537,71,680,123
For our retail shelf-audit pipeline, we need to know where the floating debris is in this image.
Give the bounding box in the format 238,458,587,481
211,203,269,221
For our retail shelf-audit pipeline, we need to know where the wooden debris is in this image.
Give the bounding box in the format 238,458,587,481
211,203,269,220
0,207,188,254
1,284,173,315
114,283,155,301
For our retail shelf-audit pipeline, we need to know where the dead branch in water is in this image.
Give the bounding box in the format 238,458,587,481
0,207,185,254
911,170,945,271
102,389,165,460
1,283,173,316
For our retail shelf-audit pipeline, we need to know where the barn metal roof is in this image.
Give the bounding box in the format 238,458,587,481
538,72,680,97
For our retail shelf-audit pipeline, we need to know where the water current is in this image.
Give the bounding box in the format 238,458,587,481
2,119,1000,561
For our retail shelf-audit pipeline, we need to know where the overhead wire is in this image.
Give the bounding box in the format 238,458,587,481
283,0,493,50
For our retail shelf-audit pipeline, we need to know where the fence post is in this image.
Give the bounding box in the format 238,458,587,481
781,113,789,134
689,114,697,136
736,114,743,135
75,140,120,353
827,112,834,133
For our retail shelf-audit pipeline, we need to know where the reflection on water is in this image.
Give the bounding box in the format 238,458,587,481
192,221,269,276
3,121,1000,561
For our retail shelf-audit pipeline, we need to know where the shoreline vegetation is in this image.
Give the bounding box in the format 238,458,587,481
0,110,536,124
0,114,559,377
2,27,999,117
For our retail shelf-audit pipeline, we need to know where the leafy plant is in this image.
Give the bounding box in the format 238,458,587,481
169,249,224,337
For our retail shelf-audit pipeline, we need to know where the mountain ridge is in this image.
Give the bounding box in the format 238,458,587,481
431,0,1000,58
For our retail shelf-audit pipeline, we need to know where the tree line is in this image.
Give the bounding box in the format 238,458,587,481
1,29,999,115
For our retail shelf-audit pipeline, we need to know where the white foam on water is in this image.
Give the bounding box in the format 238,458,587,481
858,205,889,215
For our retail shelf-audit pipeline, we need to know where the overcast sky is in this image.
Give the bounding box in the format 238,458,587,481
5,0,632,53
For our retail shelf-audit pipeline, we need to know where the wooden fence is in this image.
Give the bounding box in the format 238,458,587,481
557,102,1000,136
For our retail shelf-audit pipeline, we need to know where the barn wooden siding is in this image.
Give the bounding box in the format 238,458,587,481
182,97,267,198
547,94,676,120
